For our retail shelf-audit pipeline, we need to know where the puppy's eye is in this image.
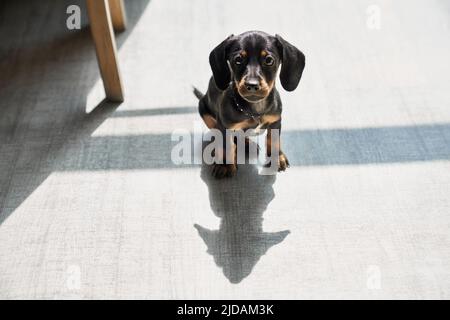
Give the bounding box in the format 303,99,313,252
235,55,243,65
264,55,274,66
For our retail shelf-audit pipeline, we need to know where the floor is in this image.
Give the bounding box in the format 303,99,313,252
1,0,450,299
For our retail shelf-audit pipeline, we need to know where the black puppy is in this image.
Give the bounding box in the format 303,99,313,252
194,31,305,178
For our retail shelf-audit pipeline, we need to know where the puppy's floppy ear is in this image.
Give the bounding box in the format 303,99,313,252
209,34,234,90
275,34,305,91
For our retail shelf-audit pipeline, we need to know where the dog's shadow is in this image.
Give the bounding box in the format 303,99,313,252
195,158,290,284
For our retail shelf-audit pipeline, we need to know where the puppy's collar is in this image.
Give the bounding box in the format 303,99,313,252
232,97,262,122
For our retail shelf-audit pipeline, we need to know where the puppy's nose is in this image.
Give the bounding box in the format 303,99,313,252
245,79,260,92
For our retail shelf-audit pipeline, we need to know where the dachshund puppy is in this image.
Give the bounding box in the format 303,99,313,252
194,31,305,178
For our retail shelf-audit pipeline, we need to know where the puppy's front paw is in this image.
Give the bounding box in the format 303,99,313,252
264,152,290,172
212,164,237,179
278,153,290,172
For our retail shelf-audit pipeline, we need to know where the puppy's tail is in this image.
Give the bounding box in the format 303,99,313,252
192,86,204,100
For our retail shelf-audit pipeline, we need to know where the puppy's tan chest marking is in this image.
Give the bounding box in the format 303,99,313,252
229,119,257,130
229,114,280,132
260,114,280,125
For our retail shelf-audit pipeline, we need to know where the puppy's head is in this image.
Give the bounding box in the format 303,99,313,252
209,31,305,102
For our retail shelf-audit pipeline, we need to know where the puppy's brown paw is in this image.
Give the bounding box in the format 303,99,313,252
278,153,290,172
212,164,237,179
264,152,290,172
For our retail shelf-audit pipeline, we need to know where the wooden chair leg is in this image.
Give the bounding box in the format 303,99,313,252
86,0,124,102
108,0,127,32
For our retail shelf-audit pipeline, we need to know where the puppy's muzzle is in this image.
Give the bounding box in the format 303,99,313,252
237,77,273,102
